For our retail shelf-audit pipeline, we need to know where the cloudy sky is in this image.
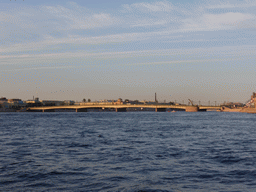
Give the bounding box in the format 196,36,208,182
1,0,256,104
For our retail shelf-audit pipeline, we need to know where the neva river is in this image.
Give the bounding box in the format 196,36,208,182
1,112,256,192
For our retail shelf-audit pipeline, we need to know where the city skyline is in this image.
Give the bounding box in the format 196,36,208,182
1,0,256,103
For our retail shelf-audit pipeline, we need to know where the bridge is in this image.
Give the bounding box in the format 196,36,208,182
27,104,221,112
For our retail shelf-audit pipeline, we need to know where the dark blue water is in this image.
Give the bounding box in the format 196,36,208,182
1,112,256,192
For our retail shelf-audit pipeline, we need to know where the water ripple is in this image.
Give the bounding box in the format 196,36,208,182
0,112,256,191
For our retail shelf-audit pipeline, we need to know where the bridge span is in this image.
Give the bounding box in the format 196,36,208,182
27,104,221,112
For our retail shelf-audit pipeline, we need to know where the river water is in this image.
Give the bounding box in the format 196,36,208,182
0,112,256,191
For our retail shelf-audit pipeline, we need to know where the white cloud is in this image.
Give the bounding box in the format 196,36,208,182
1,1,256,53
0,32,153,54
206,12,254,26
1,45,255,63
121,1,256,30
120,1,180,27
130,19,169,27
205,0,256,9
123,1,174,12
182,12,256,31
1,18,255,55
42,5,117,29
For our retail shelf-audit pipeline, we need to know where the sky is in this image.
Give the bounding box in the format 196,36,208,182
1,0,256,104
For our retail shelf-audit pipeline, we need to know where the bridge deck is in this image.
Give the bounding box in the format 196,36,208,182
28,104,221,111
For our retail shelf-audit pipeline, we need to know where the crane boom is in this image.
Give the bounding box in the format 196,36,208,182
188,99,193,106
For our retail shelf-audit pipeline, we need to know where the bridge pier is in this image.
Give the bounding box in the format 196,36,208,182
115,108,126,112
155,108,166,112
185,106,199,112
76,108,88,112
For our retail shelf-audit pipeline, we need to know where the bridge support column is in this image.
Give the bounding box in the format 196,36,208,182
185,106,199,112
76,108,88,112
115,108,126,112
155,108,166,112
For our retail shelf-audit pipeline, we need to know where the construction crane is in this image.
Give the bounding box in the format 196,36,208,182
245,99,254,107
188,99,194,106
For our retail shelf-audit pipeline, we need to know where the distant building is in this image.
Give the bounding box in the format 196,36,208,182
8,99,24,108
64,100,75,105
25,97,42,107
0,97,9,108
0,98,25,109
40,100,64,106
252,92,256,107
129,100,143,104
223,102,244,108
139,100,147,104
113,98,123,105
0,97,8,102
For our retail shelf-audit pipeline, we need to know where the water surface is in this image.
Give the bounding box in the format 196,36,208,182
0,112,256,191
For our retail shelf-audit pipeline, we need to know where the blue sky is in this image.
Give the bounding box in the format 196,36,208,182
1,0,256,104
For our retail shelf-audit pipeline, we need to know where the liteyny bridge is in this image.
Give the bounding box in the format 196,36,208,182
27,104,221,112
